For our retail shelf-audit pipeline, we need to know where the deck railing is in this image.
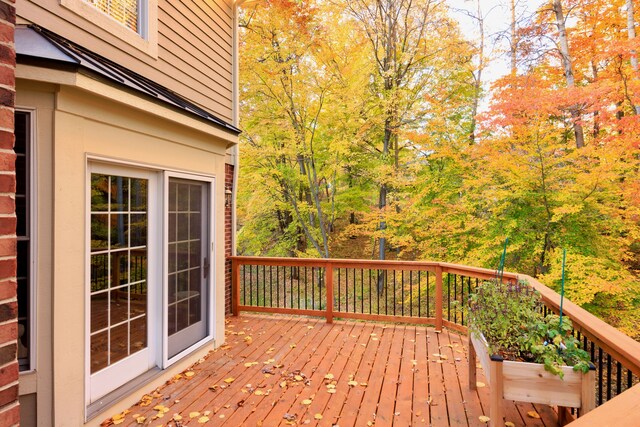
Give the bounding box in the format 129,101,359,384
230,256,640,417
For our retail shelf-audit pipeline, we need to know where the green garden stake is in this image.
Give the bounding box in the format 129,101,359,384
498,237,509,282
559,248,566,332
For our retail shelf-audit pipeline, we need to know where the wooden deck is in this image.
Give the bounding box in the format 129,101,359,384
108,314,560,426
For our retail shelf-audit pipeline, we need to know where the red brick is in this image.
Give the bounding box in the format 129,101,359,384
0,3,14,24
0,302,15,323
0,403,19,426
0,323,16,344
0,68,14,91
0,343,15,366
0,281,14,301
0,131,12,150
0,22,12,44
0,216,12,236
0,362,16,384
0,88,13,108
0,109,12,131
0,259,14,281
0,383,16,407
0,196,13,214
0,152,13,173
0,238,14,257
0,44,13,69
0,175,14,192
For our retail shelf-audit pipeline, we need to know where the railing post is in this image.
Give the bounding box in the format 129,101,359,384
435,265,443,332
232,258,240,316
326,263,333,324
489,356,504,427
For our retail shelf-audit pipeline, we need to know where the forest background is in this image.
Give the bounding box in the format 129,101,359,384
236,0,640,340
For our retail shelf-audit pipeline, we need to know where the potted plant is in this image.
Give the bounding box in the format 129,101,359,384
467,279,595,427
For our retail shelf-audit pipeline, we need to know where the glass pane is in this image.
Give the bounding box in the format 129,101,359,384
168,274,177,304
189,297,201,326
91,214,109,251
110,288,129,325
189,185,201,211
15,155,26,195
110,323,129,364
91,292,109,332
177,271,189,298
16,196,26,237
91,331,109,373
189,240,200,269
168,212,176,242
168,304,176,335
189,213,201,240
176,300,189,331
169,181,177,211
189,267,201,293
130,179,147,211
130,283,147,318
130,214,147,247
177,213,189,241
177,184,190,211
91,175,109,212
177,242,189,271
90,254,109,292
110,214,129,248
168,243,177,272
130,316,147,354
130,250,146,282
110,176,129,212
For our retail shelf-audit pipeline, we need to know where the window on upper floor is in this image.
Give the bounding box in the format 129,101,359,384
85,0,140,34
61,0,158,58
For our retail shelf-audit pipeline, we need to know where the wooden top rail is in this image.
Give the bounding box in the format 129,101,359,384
566,383,640,426
231,256,640,377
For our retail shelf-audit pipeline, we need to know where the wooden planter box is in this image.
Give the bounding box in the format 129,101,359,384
469,333,596,427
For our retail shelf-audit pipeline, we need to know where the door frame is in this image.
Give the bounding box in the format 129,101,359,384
163,171,215,368
85,162,162,404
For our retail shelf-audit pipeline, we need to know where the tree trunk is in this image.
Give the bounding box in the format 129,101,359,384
552,0,585,149
510,0,517,75
470,0,485,144
627,0,640,114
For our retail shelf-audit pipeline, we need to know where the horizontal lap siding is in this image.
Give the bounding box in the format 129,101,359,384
18,0,234,124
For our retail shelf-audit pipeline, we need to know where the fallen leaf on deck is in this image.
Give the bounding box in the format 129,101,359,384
307,326,314,329
198,416,210,423
505,422,515,427
139,395,153,406
283,413,297,421
255,390,264,396
209,385,219,391
327,389,337,394
290,344,297,348
324,374,334,380
476,382,485,388
189,412,201,419
244,336,253,344
478,415,490,423
135,416,146,424
314,414,323,420
172,414,182,421
280,381,288,388
302,399,313,405
348,381,358,387
527,411,541,419
294,375,304,381
326,384,336,389
185,371,195,378
244,362,259,367
224,377,235,384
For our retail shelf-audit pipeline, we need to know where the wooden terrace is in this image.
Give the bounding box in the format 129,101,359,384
105,257,640,426
109,314,559,426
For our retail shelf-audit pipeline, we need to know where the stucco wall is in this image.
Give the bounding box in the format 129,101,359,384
16,78,232,426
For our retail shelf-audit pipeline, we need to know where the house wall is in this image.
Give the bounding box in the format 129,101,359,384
0,0,19,424
16,76,231,426
16,0,234,124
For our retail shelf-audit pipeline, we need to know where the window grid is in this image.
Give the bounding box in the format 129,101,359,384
85,0,139,33
90,175,148,374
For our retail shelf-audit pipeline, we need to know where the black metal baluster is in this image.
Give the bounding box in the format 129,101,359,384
242,265,246,305
353,268,356,313
598,347,603,405
401,270,404,316
426,272,430,317
410,271,413,317
361,269,364,314
337,268,341,312
304,266,308,310
453,275,458,323
447,274,451,322
628,368,633,390
269,266,273,307
616,362,622,396
417,271,421,317
262,265,266,307
460,276,465,325
249,265,253,306
393,270,397,316
369,269,372,314
385,270,388,316
607,354,612,401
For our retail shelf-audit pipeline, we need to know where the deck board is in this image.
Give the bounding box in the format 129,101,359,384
110,314,559,426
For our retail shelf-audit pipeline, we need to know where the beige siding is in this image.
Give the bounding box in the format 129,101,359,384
17,0,235,124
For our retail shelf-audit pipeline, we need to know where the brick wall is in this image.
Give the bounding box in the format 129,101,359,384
224,163,234,316
0,0,18,425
